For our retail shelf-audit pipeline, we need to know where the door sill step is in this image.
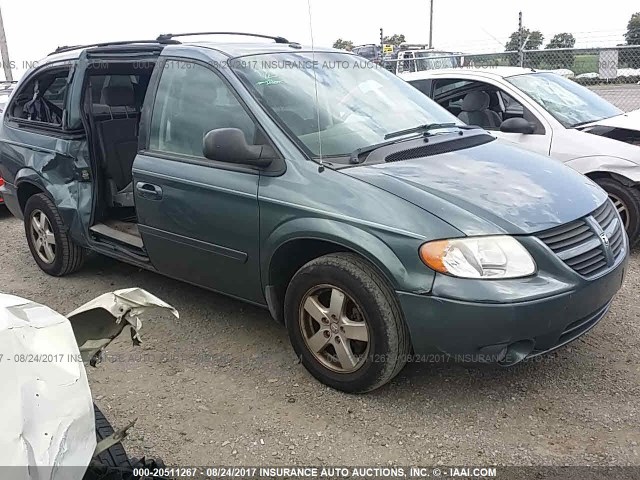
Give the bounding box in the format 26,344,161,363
90,221,144,250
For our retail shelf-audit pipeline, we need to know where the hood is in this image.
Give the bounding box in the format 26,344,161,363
345,139,607,236
582,109,640,130
578,110,640,149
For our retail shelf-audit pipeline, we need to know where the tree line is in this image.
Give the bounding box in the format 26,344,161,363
333,11,640,69
333,34,406,52
505,11,639,68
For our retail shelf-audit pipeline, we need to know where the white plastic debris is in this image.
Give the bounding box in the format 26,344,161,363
0,289,178,480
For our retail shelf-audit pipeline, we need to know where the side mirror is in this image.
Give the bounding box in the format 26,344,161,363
203,128,275,167
500,117,535,134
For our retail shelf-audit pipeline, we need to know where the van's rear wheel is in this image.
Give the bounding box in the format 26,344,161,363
24,193,85,276
284,253,410,393
595,178,640,248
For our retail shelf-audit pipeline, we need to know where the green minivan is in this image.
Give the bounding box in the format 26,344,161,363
0,34,629,392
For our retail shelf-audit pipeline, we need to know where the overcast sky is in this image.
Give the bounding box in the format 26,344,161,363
1,0,638,79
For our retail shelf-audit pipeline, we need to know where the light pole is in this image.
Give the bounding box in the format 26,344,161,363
428,0,434,49
0,6,12,82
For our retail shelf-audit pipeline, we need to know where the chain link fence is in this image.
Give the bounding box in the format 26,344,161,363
384,46,640,112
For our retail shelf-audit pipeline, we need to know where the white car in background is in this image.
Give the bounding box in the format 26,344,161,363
402,67,640,246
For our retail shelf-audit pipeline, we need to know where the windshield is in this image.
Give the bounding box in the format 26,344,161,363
507,72,623,128
231,52,461,157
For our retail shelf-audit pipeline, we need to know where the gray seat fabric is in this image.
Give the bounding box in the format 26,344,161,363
458,91,502,129
95,85,139,207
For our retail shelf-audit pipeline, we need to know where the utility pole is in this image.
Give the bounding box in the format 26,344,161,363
0,6,12,82
428,0,434,49
518,11,524,68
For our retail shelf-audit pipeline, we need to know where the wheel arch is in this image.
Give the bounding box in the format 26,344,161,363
565,156,640,186
15,167,88,245
585,170,638,188
17,179,48,214
262,218,433,324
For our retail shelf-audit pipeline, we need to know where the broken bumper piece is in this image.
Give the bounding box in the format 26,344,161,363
0,288,178,480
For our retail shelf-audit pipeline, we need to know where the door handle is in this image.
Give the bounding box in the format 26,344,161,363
136,182,163,200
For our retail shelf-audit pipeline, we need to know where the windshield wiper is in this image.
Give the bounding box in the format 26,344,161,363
349,124,482,164
384,122,466,140
571,119,601,128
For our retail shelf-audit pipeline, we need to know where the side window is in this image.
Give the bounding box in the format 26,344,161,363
499,91,545,134
8,67,70,126
41,76,68,108
499,91,526,118
408,79,432,97
149,60,257,158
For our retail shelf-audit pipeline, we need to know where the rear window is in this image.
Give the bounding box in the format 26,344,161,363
41,76,68,107
433,79,473,98
7,67,71,126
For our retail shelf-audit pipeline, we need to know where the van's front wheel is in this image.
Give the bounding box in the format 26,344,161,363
284,253,410,393
24,193,85,276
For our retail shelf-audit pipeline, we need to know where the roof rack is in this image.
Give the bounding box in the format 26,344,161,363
156,32,291,44
49,39,180,56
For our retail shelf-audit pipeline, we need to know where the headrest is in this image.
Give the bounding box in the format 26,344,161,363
100,85,135,107
462,91,490,112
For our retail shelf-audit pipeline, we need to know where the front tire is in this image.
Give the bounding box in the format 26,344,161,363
24,193,85,276
595,178,640,248
284,253,410,393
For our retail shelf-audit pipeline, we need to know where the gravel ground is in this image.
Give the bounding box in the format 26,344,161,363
1,208,639,467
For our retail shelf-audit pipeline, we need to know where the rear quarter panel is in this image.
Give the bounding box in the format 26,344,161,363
0,124,92,244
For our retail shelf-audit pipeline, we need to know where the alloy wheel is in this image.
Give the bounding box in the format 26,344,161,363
29,209,56,264
298,284,370,373
609,193,630,230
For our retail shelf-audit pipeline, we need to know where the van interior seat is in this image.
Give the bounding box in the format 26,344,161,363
458,91,502,129
95,85,139,207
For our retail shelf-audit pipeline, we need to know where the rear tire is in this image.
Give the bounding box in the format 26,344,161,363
284,253,410,393
595,178,640,248
23,193,85,276
93,404,131,468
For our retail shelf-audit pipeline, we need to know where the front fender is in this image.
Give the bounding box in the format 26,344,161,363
565,156,640,184
261,217,436,294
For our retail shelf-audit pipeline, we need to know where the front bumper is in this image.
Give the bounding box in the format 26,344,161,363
398,244,628,362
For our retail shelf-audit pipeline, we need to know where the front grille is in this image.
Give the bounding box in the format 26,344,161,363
536,200,626,278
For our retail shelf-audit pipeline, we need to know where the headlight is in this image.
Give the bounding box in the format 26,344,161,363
419,236,536,279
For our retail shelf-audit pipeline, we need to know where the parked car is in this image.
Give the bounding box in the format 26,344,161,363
384,47,462,75
352,44,383,63
0,35,629,392
402,67,640,246
0,81,16,114
0,83,13,208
